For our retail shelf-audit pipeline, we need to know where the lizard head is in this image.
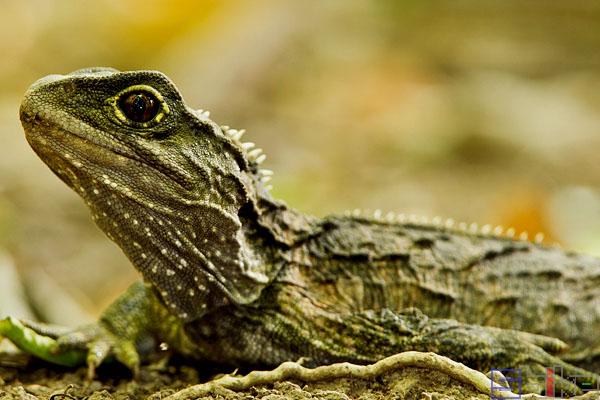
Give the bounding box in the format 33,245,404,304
20,67,278,321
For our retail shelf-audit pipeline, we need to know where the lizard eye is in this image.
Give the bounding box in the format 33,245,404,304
107,85,170,128
118,92,159,122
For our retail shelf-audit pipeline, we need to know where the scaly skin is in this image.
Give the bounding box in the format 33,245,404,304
7,67,600,393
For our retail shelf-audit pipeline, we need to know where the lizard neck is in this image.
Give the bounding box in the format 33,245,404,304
83,157,317,321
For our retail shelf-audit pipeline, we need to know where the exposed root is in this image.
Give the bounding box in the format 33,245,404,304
165,351,522,400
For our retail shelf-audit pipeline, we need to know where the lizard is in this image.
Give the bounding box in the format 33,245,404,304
5,67,600,394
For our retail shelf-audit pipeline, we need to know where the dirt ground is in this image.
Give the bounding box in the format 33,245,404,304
0,352,492,400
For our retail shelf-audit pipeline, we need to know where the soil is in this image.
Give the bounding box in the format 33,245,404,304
0,353,491,400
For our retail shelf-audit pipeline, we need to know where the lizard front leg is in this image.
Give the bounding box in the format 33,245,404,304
1,280,174,379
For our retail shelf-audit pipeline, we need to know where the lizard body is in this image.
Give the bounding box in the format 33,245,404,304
9,68,600,392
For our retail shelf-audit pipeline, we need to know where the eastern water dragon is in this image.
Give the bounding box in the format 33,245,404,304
4,67,600,395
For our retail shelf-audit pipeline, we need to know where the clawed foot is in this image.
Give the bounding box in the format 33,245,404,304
0,316,140,379
432,322,599,395
491,329,599,395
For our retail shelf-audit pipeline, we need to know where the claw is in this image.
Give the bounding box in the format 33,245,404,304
87,360,97,381
85,339,110,379
113,339,141,379
132,363,140,381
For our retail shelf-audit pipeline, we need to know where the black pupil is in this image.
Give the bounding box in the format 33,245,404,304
119,92,159,122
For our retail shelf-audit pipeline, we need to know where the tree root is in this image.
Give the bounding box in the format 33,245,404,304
165,351,526,400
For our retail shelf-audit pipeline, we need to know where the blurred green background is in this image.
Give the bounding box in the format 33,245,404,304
1,0,600,324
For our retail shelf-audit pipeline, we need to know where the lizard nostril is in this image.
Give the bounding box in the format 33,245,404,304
62,82,75,94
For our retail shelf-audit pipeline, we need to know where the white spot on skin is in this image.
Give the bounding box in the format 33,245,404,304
152,265,158,273
175,240,182,247
124,213,130,219
161,248,168,255
180,259,188,267
133,242,141,248
93,189,99,195
188,289,195,296
133,219,138,225
141,253,147,259
166,269,175,276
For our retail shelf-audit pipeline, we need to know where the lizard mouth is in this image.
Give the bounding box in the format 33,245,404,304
20,88,143,161
20,105,147,189
20,100,192,197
